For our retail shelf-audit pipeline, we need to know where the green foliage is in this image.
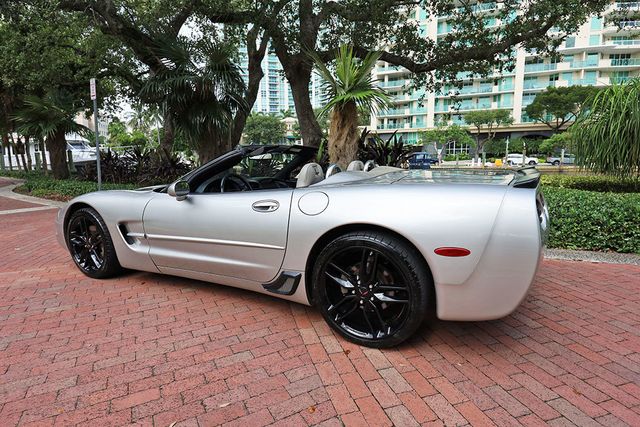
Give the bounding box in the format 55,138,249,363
542,174,640,193
312,45,391,119
419,123,474,155
573,79,640,178
13,91,89,140
464,110,513,156
443,153,471,161
543,187,640,253
243,113,286,145
358,131,412,167
139,37,246,161
7,172,136,201
77,148,191,185
525,86,599,131
539,132,574,155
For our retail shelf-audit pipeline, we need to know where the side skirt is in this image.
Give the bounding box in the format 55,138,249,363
262,271,302,296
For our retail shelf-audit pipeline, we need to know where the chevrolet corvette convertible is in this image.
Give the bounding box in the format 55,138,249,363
56,145,549,347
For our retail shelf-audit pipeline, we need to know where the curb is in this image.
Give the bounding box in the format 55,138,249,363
0,180,66,209
544,248,640,266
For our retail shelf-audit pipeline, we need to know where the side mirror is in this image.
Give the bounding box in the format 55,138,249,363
167,180,190,201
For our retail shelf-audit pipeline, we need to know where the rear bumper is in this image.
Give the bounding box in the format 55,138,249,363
434,188,544,321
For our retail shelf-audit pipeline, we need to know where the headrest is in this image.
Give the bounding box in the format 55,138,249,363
347,160,365,171
296,162,324,188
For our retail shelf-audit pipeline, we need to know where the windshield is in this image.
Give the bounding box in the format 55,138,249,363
234,152,296,178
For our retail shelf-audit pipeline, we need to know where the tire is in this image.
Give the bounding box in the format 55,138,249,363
552,160,560,166
312,231,432,348
528,160,536,165
66,207,122,279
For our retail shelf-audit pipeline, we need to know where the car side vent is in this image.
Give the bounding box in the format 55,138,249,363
119,224,135,244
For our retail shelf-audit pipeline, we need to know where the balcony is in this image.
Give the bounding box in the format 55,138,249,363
615,2,640,10
379,80,407,89
524,63,558,73
611,39,640,46
571,60,599,69
379,108,408,117
610,58,640,66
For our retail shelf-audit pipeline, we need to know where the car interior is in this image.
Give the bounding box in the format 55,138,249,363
182,145,402,194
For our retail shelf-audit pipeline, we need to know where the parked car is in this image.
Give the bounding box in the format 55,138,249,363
546,154,575,166
505,153,538,166
56,145,548,348
408,152,438,169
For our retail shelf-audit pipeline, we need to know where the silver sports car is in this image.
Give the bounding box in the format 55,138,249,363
56,145,549,347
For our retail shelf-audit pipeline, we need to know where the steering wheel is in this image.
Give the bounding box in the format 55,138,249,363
220,173,253,192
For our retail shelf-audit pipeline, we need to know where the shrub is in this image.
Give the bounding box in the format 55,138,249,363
77,148,191,185
542,174,640,193
443,153,471,161
14,174,136,201
543,187,640,253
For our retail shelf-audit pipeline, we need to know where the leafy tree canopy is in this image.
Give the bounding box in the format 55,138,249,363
243,113,286,145
540,132,574,155
58,0,610,149
525,85,599,132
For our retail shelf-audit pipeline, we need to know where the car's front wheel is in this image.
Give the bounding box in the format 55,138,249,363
312,231,432,348
66,207,122,279
528,160,537,165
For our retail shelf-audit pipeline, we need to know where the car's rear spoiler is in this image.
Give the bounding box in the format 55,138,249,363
512,166,541,189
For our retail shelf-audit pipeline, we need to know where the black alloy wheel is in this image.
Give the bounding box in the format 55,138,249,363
313,231,432,348
66,207,122,279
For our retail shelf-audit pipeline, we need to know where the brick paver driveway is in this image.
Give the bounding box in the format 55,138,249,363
1,207,639,427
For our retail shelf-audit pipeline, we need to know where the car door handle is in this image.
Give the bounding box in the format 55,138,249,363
252,200,279,213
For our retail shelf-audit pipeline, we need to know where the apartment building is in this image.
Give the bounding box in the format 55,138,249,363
238,49,326,115
371,1,640,152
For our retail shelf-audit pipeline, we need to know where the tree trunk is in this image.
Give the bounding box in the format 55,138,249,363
328,102,359,168
231,29,268,146
278,56,323,148
48,130,70,179
9,133,22,170
4,134,13,170
196,129,232,166
159,110,174,155
25,136,33,171
39,137,49,175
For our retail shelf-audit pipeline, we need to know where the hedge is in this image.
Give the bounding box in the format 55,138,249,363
6,173,136,201
543,187,640,253
541,174,640,193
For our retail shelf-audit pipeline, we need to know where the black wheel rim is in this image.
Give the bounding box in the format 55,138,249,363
68,215,105,273
320,246,411,340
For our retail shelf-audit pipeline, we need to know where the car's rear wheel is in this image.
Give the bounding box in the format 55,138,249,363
312,231,432,348
66,207,122,279
552,160,560,166
528,160,537,165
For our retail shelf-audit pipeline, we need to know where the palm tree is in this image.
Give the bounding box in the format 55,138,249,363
312,45,391,168
14,90,88,179
573,79,640,178
140,37,247,165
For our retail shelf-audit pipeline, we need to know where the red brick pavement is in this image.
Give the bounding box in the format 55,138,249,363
1,209,639,426
0,196,43,212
